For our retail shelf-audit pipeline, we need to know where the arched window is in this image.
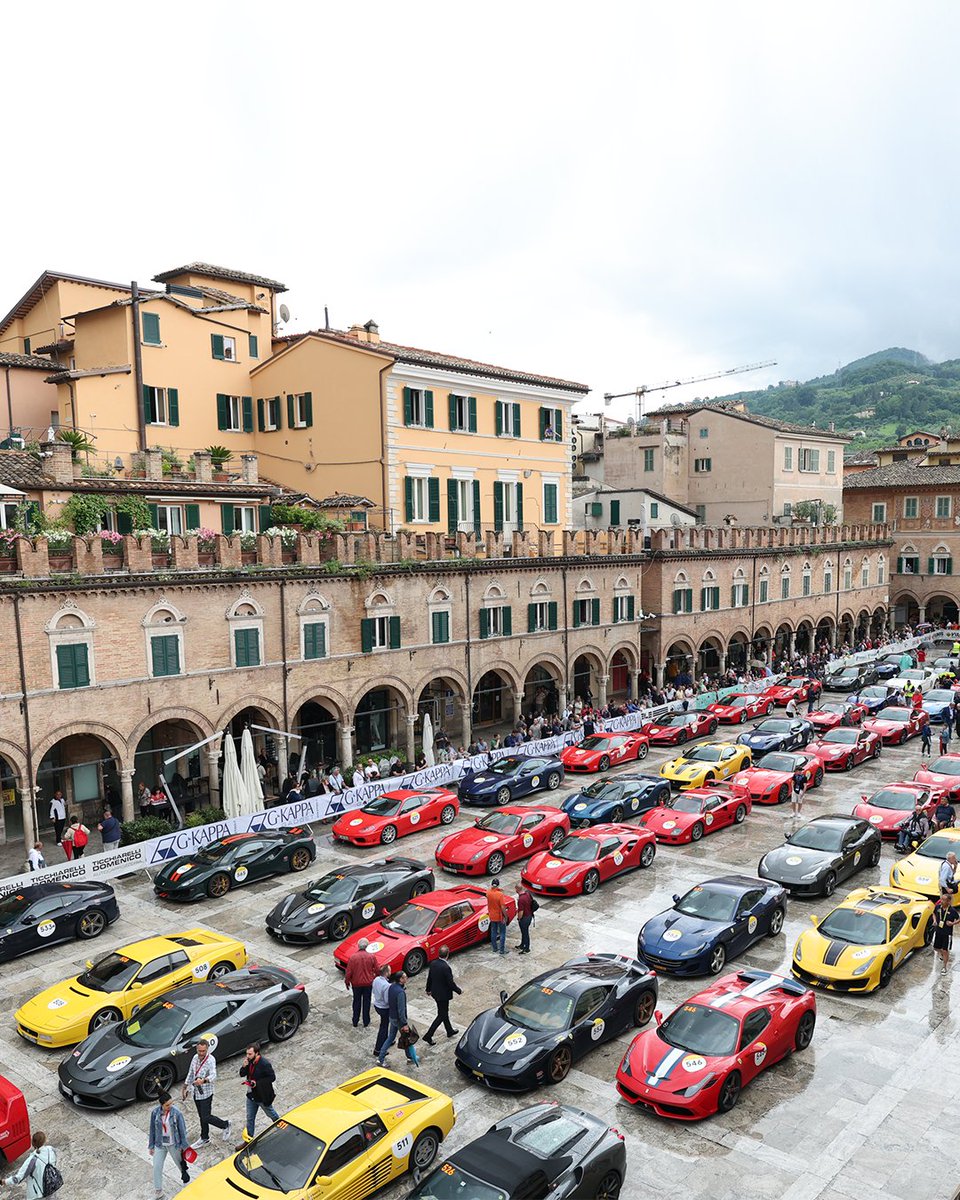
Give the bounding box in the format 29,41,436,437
143,599,186,678
362,589,400,653
672,571,693,614
860,557,870,588
801,561,812,598
780,563,791,600
931,543,953,576
298,592,330,661
700,568,720,611
227,594,265,669
877,554,886,586
480,581,512,639
758,565,770,604
731,568,748,608
843,558,853,591
46,606,96,690
428,586,453,646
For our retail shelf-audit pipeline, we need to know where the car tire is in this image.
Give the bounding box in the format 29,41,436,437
207,872,231,899
598,756,611,773
776,784,789,805
717,1070,742,1112
76,908,107,940
136,1060,177,1102
739,712,747,724
549,827,566,848
690,822,704,842
709,720,718,734
487,851,506,877
330,912,353,941
611,806,625,824
768,907,785,937
289,847,312,872
495,786,511,806
546,772,562,790
380,825,398,845
844,756,854,771
874,743,882,759
822,871,837,898
583,869,600,895
546,1044,572,1084
411,879,432,898
268,1003,302,1042
636,742,649,760
633,989,657,1027
794,1010,816,1051
734,804,747,824
677,730,688,744
440,804,456,825
899,732,907,746
878,956,894,989
868,840,881,867
708,944,726,975
404,948,428,976
410,1128,442,1174
596,1171,623,1200
209,961,234,980
814,767,824,788
88,1006,122,1035
923,917,935,946
640,842,656,868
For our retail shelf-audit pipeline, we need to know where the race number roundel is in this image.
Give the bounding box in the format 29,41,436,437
47,997,67,1009
349,818,364,827
531,777,540,787
482,836,499,844
704,813,714,826
854,851,861,865
591,1018,605,1040
193,961,211,978
106,1056,132,1073
501,1031,526,1052
392,1133,413,1159
234,866,249,882
662,820,676,830
362,902,376,920
663,929,683,942
613,852,624,866
785,856,803,866
307,903,325,914
202,1033,219,1052
682,1054,706,1072
869,815,883,824
523,834,534,848
366,941,385,954
478,916,490,932
37,919,56,938
409,812,420,825
747,915,758,934
753,1042,767,1067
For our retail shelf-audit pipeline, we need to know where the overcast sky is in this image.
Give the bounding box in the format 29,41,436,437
6,2,959,421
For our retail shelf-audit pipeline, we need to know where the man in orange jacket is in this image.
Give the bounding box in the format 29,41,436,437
487,878,508,955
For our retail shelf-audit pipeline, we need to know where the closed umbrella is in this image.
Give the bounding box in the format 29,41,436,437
240,727,264,815
422,712,435,768
221,731,245,820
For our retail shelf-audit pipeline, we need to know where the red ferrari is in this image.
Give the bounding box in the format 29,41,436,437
705,693,774,724
434,805,569,876
852,781,940,838
862,705,929,746
333,884,516,977
560,730,650,773
728,751,824,805
915,754,960,800
520,823,656,896
763,676,822,706
615,969,816,1119
807,727,882,771
641,712,718,745
331,788,458,846
808,701,866,732
640,787,750,843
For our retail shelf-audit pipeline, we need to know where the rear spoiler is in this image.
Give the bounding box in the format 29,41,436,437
736,968,810,997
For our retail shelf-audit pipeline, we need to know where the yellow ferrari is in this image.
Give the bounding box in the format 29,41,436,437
179,1067,455,1199
792,885,934,992
15,929,246,1047
889,827,960,904
659,741,752,790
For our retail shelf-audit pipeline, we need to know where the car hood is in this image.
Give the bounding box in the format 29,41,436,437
895,856,941,887
662,760,709,779
17,979,98,1028
525,851,581,877
640,910,724,954
643,809,694,831
760,845,838,880
852,803,904,828
333,813,384,832
796,929,884,970
439,829,511,857
266,891,332,929
61,1024,148,1080
154,858,208,887
564,797,613,819
626,1032,719,1089
460,772,501,790
734,767,786,788
809,742,849,758
561,747,599,763
809,714,840,728
739,733,781,748
336,924,412,966
461,1007,559,1067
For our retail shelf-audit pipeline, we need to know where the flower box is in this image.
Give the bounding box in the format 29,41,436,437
198,552,216,566
102,553,123,570
241,551,257,565
152,553,171,569
0,556,16,573
49,554,74,571
281,549,296,563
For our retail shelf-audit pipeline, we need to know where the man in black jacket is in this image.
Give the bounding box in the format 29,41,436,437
237,1043,280,1148
423,945,462,1045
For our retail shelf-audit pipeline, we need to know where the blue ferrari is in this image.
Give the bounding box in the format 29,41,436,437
637,875,787,976
922,688,957,724
736,717,812,758
853,685,893,715
562,774,671,828
457,755,564,806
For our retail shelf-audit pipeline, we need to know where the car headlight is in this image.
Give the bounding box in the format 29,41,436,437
851,956,876,977
512,1048,541,1070
801,870,823,881
676,1072,719,1098
560,871,580,884
891,866,902,882
469,850,487,863
681,942,708,957
794,941,802,962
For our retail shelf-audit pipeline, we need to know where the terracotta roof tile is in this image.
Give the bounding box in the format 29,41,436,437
0,352,57,371
152,262,287,293
649,399,848,439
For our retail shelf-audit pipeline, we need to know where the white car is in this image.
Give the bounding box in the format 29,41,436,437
889,667,938,695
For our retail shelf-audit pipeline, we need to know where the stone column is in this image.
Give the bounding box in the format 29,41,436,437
406,714,418,765
829,624,837,650
919,605,927,624
205,749,221,810
655,662,665,688
557,683,568,716
787,631,795,659
120,768,135,824
338,723,355,770
598,674,609,707
460,705,472,751
21,789,37,857
629,669,640,700
514,691,525,725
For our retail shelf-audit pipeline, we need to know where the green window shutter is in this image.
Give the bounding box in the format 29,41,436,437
211,333,224,360
23,336,30,355
185,503,200,530
714,587,721,608
142,312,161,344
248,333,259,359
424,390,435,428
556,411,563,441
388,615,401,649
148,503,160,527
573,602,581,628
731,585,737,608
403,386,413,426
548,601,558,630
404,476,414,523
221,505,235,535
258,505,273,532
447,479,458,535
152,634,180,677
432,611,449,644
896,557,903,573
528,602,538,632
216,393,228,431
512,403,521,437
591,597,600,626
302,392,313,428
948,559,954,576
304,622,326,660
539,407,547,440
493,481,504,532
502,606,512,636
479,608,490,640
516,481,523,529
700,588,707,610
743,585,748,605
234,629,247,667
472,479,481,535
448,394,458,430
609,500,620,526
673,590,681,614
627,596,635,620
428,478,440,523
468,396,477,432
361,618,374,654
56,643,89,689
167,387,179,427
685,590,693,613
142,384,151,425
928,557,935,574
241,396,253,433
116,510,133,534
287,394,296,428
495,401,503,436
257,398,265,432
544,484,558,524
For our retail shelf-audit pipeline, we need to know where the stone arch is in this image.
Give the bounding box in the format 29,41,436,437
664,637,696,683
130,710,212,805
575,576,597,594
354,681,410,757
472,662,521,728
607,641,638,672
44,604,96,633
127,706,216,752
427,585,452,606
529,577,553,598
926,594,959,624
141,598,187,627
296,590,332,615
349,674,415,713
32,720,126,773
697,634,724,677
287,683,349,726
0,737,27,784
217,695,285,734
521,657,564,715
226,593,265,619
481,580,507,603
727,629,751,670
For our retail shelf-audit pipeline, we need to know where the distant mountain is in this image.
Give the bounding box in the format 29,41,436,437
839,347,931,373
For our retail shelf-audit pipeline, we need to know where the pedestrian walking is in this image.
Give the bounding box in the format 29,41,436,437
785,696,799,718
148,1090,191,1197
423,946,461,1044
344,938,378,1028
48,791,66,848
791,768,806,818
3,1131,59,1199
921,722,933,757
97,807,122,852
237,1044,280,1146
26,842,45,872
182,1037,231,1147
487,877,508,956
939,852,959,896
940,726,950,757
378,971,420,1068
933,891,959,974
806,690,816,714
65,815,90,859
371,963,392,1060
515,884,537,953
946,706,955,739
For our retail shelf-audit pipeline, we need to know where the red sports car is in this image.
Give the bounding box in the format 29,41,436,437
763,676,822,706
728,751,824,806
915,754,960,800
641,712,718,745
852,782,940,838
705,693,774,724
520,823,656,896
560,730,650,773
0,1074,30,1164
434,805,569,876
640,787,750,843
808,701,866,732
332,884,516,977
862,705,929,746
331,788,458,846
615,969,816,1119
807,727,882,771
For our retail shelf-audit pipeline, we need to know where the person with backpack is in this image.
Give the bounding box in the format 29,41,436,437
4,1131,60,1198
65,815,90,859
515,883,538,954
148,1090,191,1196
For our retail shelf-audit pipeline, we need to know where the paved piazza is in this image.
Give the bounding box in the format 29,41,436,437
3,735,958,1200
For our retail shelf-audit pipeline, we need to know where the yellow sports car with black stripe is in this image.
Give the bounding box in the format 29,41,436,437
179,1067,455,1199
659,742,752,790
15,929,246,1048
889,827,960,904
791,886,933,992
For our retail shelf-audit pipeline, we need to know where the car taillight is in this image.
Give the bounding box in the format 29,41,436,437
610,1127,625,1142
294,983,306,992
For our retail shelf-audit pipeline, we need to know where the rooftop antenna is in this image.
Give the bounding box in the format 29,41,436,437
324,306,330,331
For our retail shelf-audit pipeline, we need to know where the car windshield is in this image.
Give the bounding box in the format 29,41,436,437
659,1003,739,1056
477,812,522,835
861,687,888,700
671,795,706,814
759,754,802,773
901,671,925,682
485,759,521,776
929,757,960,776
934,659,956,669
579,780,621,801
681,746,722,763
823,729,859,744
753,721,793,733
877,708,911,724
579,736,611,751
361,795,403,817
817,908,888,946
407,1166,504,1200
927,691,955,704
787,823,844,852
662,716,694,728
554,837,599,862
817,704,845,715
831,668,861,679
917,834,960,860
0,893,33,921
675,884,739,923
502,980,575,1031
306,873,359,903
382,903,436,936
194,841,237,863
236,1121,325,1192
724,696,750,708
76,951,144,993
866,789,917,811
120,998,189,1047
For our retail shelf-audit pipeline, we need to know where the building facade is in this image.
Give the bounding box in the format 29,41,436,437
573,486,698,532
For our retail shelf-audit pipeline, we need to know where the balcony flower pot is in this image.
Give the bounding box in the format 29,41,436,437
213,471,231,483
198,552,215,566
241,550,257,565
102,553,123,570
152,553,171,569
0,555,16,573
49,554,74,571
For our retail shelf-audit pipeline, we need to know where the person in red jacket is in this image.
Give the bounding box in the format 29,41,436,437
515,884,537,954
344,938,379,1028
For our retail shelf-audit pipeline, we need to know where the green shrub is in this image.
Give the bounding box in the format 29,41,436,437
120,815,172,845
197,805,224,824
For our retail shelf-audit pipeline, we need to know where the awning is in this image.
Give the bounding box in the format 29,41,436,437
0,484,25,497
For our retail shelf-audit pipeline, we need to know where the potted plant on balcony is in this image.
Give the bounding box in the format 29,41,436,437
206,446,234,481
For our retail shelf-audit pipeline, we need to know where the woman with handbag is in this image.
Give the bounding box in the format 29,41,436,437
377,971,420,1068
4,1131,60,1198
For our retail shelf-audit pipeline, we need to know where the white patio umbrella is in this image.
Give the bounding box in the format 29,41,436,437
221,730,245,820
240,726,264,814
422,712,435,767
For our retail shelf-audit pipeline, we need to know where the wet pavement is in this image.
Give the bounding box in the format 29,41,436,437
1,732,958,1200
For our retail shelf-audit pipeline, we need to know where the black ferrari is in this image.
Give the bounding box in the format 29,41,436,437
57,965,308,1109
407,1103,627,1200
265,857,434,943
454,953,657,1092
0,882,120,962
153,828,316,900
758,815,881,898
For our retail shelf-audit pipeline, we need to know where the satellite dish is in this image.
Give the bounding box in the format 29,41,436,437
670,513,683,527
278,304,291,323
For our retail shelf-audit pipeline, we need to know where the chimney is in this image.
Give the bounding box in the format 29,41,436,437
144,447,163,480
41,439,74,484
346,323,365,342
240,453,259,484
829,420,835,432
363,319,380,345
193,449,212,483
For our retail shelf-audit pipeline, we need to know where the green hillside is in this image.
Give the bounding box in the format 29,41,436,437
719,350,960,451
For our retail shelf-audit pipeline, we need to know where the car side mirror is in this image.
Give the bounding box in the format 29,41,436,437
654,1009,663,1025
21,914,35,925
672,894,680,903
85,960,94,970
315,1177,333,1187
809,915,819,927
130,981,142,989
382,907,390,916
499,989,508,1005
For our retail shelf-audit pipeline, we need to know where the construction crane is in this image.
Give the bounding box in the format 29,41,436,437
603,359,777,423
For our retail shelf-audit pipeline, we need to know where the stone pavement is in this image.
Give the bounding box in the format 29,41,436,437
1,733,958,1200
